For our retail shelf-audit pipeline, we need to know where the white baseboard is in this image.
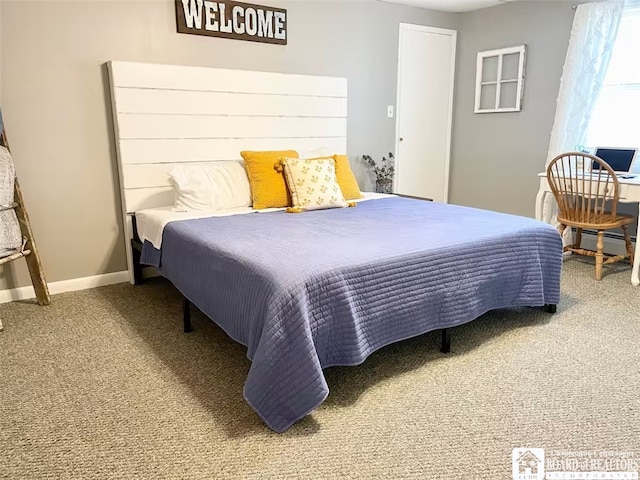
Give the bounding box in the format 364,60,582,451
0,271,129,304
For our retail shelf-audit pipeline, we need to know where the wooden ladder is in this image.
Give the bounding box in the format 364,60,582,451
0,119,50,331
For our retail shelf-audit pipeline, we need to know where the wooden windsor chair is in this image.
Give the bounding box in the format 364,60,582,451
546,152,635,280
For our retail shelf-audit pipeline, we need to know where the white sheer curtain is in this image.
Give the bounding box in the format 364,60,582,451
541,0,625,235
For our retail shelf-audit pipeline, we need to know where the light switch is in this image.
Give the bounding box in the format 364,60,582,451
387,105,394,118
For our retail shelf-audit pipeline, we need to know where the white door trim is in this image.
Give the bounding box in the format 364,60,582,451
394,23,457,202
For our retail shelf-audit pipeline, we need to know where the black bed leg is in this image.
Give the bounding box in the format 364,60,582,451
183,297,193,333
543,304,557,314
440,328,451,354
131,239,144,286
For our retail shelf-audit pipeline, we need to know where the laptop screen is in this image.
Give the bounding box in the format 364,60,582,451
592,147,638,172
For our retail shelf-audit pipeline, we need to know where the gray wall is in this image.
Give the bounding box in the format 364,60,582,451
449,1,576,217
0,0,458,290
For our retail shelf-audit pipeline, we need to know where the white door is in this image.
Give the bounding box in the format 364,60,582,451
395,24,456,202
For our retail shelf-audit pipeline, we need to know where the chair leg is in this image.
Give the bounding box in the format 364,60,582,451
574,228,582,249
622,225,634,266
558,224,567,236
595,230,605,280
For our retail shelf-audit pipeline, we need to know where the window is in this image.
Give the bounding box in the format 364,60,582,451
474,45,526,113
586,8,640,148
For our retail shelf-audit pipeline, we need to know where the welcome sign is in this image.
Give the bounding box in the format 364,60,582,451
175,0,287,45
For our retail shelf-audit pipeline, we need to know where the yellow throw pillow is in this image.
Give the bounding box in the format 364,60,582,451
280,157,349,212
241,150,299,209
332,155,364,200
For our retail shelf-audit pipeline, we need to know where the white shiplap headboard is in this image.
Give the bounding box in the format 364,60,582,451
107,61,347,283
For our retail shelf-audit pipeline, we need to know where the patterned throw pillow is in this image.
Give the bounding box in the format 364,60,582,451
302,155,364,201
279,157,350,212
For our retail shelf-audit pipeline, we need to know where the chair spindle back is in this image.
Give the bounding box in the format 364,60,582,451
546,152,620,224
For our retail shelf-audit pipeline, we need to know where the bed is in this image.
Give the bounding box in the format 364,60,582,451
107,61,562,432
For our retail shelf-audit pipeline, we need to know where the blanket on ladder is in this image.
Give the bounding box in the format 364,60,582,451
0,146,22,258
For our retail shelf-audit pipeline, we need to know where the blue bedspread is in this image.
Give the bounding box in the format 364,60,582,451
141,197,562,432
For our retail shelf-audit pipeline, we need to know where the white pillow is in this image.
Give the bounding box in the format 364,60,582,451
169,161,252,211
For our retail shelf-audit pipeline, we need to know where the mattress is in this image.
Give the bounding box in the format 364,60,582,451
141,196,562,432
135,191,391,249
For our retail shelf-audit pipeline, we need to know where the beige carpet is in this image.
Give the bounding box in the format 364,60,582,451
1,259,639,479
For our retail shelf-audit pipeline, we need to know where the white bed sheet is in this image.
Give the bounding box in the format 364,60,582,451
136,192,393,249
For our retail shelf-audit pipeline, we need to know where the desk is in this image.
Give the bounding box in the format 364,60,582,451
535,172,640,286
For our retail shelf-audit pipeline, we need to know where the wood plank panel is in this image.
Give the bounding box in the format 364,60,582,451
119,137,347,164
110,61,347,97
114,88,347,117
123,161,243,189
117,115,347,140
124,187,175,213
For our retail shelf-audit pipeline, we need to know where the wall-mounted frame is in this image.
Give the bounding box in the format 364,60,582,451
474,45,526,113
175,0,287,45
